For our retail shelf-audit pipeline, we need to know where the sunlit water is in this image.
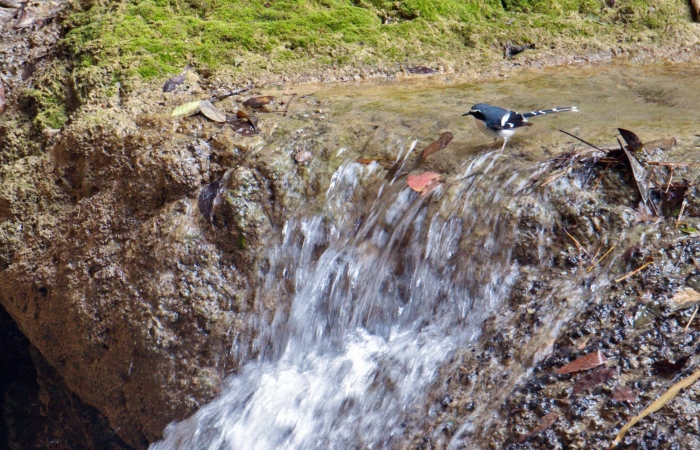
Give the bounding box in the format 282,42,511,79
152,63,700,449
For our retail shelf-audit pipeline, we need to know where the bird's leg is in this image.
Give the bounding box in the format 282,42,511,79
500,137,508,153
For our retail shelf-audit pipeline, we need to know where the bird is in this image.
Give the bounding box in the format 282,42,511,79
463,103,578,152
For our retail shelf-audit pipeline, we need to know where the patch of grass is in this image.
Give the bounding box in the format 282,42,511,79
60,0,692,84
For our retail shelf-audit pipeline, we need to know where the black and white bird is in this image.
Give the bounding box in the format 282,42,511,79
463,103,578,152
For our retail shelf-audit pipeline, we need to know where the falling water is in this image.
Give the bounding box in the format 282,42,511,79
150,141,550,449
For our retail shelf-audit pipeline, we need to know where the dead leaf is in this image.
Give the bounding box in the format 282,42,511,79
556,350,607,375
407,172,441,193
198,180,220,224
163,66,189,92
227,112,259,136
236,109,257,128
356,158,379,164
653,355,690,376
518,412,557,443
0,78,5,115
572,367,616,395
243,96,275,108
199,100,226,123
14,8,35,28
406,66,437,74
622,148,652,208
611,366,700,448
505,43,535,59
618,128,643,153
612,385,636,403
171,100,201,116
671,287,700,311
420,132,454,159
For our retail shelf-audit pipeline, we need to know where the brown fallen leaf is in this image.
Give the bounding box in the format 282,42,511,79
505,43,535,59
163,66,189,92
618,128,644,153
356,158,379,164
518,412,557,443
199,100,226,123
611,366,700,448
406,66,437,74
652,355,690,376
420,132,454,160
407,172,441,193
243,96,275,108
612,385,636,403
662,179,690,218
198,180,220,224
556,350,607,375
227,112,259,136
671,287,700,311
572,367,616,395
0,78,5,115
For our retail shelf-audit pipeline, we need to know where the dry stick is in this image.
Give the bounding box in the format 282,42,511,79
564,228,590,258
540,170,568,188
586,244,617,272
647,162,700,167
283,94,296,117
684,306,698,333
559,129,608,153
665,167,674,193
615,261,653,283
676,200,688,229
592,162,612,191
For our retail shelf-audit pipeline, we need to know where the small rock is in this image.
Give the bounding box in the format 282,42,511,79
294,149,312,164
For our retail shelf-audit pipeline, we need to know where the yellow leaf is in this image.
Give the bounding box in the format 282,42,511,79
611,367,700,448
671,287,700,311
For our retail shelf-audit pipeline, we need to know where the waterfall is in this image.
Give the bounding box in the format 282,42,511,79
152,144,545,450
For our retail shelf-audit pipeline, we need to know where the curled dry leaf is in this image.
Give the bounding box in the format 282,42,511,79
0,78,5,115
243,96,275,108
572,367,616,395
198,180,220,224
356,158,379,165
171,100,201,116
671,287,700,311
227,112,259,136
407,172,441,193
199,100,226,123
612,385,636,403
518,412,557,443
163,66,189,92
420,132,454,160
611,367,700,448
618,128,644,153
556,350,607,375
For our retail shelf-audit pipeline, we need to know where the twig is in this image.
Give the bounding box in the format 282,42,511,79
591,162,612,191
647,162,700,167
665,167,674,193
684,306,698,333
586,244,617,272
564,228,590,257
540,170,568,188
559,129,607,153
210,84,253,102
283,94,296,117
673,242,689,272
615,261,653,283
676,200,687,228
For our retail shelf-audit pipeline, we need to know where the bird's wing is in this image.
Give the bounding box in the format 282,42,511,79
494,111,532,129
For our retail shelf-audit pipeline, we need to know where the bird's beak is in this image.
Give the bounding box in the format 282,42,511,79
462,111,473,116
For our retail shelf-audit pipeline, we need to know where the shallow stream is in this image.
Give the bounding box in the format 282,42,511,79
152,62,700,449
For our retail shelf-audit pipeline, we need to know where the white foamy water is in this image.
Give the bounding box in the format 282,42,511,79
152,146,535,450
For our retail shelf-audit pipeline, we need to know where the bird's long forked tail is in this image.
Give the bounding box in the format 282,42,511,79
522,106,578,118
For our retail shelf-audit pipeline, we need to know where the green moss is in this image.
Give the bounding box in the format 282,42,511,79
56,0,693,87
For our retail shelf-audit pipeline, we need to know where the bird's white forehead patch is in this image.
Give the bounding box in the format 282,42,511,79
500,112,510,127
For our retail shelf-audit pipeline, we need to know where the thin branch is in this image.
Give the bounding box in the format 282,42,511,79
615,261,653,283
559,129,608,153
